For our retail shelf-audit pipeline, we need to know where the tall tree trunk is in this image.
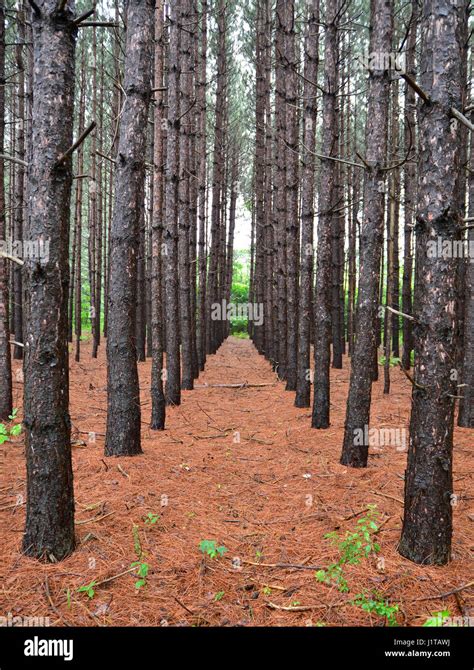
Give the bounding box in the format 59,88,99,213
0,0,11,420
105,0,154,455
401,4,418,371
150,0,166,430
22,0,77,560
340,0,392,466
399,0,466,565
13,4,25,360
74,46,86,363
312,0,338,428
295,0,319,408
206,0,226,356
196,0,207,371
178,0,193,389
284,0,299,390
458,53,474,428
253,0,266,355
458,222,473,427
163,0,181,405
274,0,287,379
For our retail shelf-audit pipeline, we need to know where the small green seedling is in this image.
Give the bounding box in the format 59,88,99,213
214,591,225,602
131,561,149,589
199,540,228,559
352,591,399,627
144,512,160,526
0,409,22,445
315,505,380,593
77,580,98,600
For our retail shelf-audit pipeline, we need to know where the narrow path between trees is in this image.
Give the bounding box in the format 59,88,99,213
0,337,472,626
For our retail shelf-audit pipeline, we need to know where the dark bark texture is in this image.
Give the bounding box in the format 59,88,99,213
340,0,392,465
0,0,11,420
312,0,338,428
399,0,466,565
150,0,166,430
163,0,181,405
295,0,319,408
105,0,154,455
23,0,77,560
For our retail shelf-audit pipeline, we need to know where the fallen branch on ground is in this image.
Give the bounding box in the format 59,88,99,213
411,580,474,603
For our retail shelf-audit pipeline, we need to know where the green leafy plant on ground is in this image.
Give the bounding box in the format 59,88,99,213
77,580,98,600
0,409,22,445
315,504,400,625
352,591,399,627
199,540,228,560
144,512,160,526
316,505,381,593
131,561,149,589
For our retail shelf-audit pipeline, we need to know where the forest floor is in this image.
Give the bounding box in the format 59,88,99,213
0,336,472,627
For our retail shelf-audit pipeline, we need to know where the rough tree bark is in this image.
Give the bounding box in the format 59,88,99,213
0,0,11,420
150,0,166,430
13,4,25,360
22,0,77,560
253,0,266,355
295,0,319,408
274,0,287,379
196,0,207,371
178,0,193,389
105,0,154,455
163,0,181,405
284,0,299,391
399,0,466,565
340,0,392,466
458,18,473,428
312,0,338,428
401,1,418,371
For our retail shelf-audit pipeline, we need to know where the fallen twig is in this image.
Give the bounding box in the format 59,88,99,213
240,558,323,570
266,599,348,612
411,580,474,603
75,511,115,526
370,490,403,505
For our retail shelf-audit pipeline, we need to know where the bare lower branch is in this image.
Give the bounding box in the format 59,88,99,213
313,150,366,170
384,305,415,321
0,153,28,168
95,150,116,164
78,21,118,28
0,252,24,266
450,106,474,132
54,121,96,168
401,72,430,103
73,8,95,25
